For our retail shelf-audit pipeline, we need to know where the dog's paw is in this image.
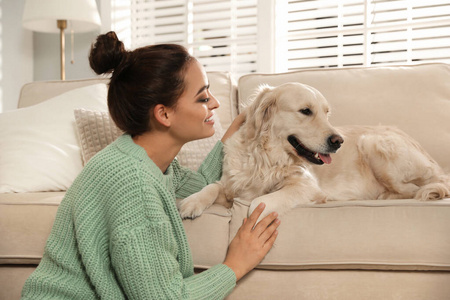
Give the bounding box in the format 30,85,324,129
249,200,277,224
178,197,207,219
311,192,328,204
313,196,327,204
248,200,262,217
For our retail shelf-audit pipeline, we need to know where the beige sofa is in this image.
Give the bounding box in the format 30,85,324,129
1,64,450,300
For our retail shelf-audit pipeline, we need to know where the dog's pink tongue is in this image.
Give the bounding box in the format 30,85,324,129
319,153,332,164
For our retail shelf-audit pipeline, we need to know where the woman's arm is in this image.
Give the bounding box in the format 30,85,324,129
173,141,224,199
173,112,246,198
112,222,236,299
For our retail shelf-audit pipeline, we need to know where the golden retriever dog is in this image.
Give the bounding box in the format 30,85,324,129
178,82,450,221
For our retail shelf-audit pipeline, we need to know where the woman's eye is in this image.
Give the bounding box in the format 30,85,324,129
300,108,312,116
199,97,210,103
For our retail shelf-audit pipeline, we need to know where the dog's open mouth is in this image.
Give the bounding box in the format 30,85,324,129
288,135,332,165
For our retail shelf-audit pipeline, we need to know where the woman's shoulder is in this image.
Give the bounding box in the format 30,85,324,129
70,136,162,203
83,135,161,180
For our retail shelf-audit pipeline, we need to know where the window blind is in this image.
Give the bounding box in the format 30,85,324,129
190,0,258,76
111,0,258,77
284,0,450,71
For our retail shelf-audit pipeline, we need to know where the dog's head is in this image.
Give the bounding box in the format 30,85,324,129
244,82,343,165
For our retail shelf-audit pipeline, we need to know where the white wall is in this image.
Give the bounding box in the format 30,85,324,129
33,30,100,81
0,0,103,113
1,0,33,112
33,0,102,81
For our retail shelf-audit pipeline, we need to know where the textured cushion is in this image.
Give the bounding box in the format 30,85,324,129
0,84,108,193
176,117,225,170
74,109,225,170
238,63,450,171
74,109,123,164
229,199,450,271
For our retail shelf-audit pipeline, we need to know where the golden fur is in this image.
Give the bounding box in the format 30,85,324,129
178,82,450,221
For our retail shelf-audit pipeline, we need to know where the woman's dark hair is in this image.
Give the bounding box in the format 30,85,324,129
89,31,194,136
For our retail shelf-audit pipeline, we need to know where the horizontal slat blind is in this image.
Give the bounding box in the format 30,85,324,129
190,0,258,76
130,0,187,47
111,0,258,77
284,0,450,71
111,0,133,48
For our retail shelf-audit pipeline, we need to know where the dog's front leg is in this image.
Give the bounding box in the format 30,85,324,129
248,183,326,223
178,182,224,219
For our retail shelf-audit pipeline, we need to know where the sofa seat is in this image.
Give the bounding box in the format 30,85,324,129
0,192,233,269
227,269,450,300
0,192,63,265
4,192,450,274
231,199,450,272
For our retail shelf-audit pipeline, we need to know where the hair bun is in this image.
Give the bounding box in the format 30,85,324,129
89,31,126,75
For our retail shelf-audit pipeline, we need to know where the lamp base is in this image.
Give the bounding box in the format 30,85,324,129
57,20,67,80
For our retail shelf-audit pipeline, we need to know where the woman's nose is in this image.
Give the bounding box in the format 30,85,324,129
209,93,220,110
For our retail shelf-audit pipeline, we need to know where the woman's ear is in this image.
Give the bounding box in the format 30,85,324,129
153,104,172,127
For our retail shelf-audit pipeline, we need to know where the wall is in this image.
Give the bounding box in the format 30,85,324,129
0,0,103,113
33,0,102,81
0,0,33,112
33,31,100,81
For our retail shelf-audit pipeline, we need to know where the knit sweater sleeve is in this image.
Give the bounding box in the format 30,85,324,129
111,218,235,299
174,141,224,199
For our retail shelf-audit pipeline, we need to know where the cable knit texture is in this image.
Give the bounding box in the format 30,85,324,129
21,134,236,300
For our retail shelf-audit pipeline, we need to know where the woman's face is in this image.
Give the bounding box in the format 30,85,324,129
169,60,220,143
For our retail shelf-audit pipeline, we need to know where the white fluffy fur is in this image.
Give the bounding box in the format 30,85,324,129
178,82,450,221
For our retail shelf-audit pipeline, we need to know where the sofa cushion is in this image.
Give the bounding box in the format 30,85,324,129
207,71,238,129
18,72,238,130
0,84,108,193
230,199,450,271
182,204,232,268
74,108,124,165
175,116,225,171
0,192,231,269
0,192,64,264
238,63,450,171
18,78,109,109
226,269,450,300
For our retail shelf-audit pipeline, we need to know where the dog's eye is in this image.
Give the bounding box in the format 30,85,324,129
300,108,312,116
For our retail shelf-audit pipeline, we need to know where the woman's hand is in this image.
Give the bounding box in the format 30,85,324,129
223,203,280,281
221,110,246,143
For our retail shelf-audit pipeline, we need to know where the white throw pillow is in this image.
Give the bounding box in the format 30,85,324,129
0,84,108,193
73,108,225,171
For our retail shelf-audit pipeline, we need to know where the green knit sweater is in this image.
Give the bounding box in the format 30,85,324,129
21,134,236,299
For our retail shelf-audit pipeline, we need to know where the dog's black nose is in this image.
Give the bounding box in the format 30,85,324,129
328,134,344,151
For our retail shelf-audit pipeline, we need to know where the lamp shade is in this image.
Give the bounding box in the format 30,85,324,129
22,0,101,33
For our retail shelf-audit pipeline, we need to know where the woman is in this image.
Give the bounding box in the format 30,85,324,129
21,31,279,299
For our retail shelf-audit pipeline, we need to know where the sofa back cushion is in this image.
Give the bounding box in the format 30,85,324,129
18,78,109,108
238,63,450,171
18,72,238,130
1,72,237,193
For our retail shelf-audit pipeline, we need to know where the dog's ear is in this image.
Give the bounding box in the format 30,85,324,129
245,85,277,141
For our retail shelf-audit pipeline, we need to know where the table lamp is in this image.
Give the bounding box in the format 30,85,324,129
22,0,101,80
